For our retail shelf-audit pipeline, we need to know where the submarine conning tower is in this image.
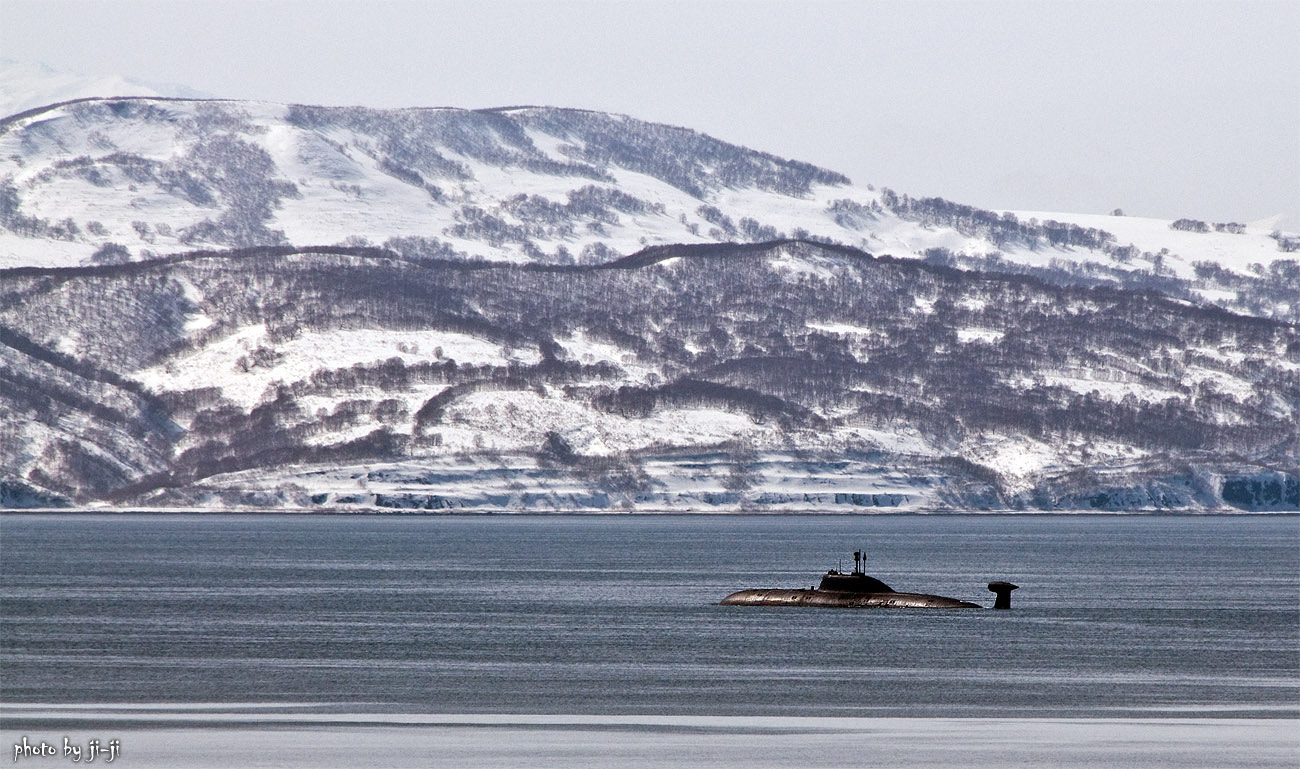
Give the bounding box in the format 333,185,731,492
818,571,894,593
818,550,895,593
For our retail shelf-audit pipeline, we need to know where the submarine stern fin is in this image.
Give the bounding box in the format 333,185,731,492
988,581,1019,609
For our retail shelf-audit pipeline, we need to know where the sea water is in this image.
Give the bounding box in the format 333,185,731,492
2,513,1297,767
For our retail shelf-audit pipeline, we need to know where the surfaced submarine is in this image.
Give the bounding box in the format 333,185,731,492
720,551,1018,610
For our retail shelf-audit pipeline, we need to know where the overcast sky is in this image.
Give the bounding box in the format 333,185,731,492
2,0,1297,226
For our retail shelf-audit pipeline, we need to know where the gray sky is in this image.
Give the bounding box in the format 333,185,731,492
2,0,1297,226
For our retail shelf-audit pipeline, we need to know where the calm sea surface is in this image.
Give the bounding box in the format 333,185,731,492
2,514,1297,719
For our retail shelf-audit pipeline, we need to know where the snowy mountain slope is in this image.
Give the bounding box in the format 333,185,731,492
1,242,1295,511
2,97,1296,322
0,59,208,121
1010,210,1278,278
0,88,1295,512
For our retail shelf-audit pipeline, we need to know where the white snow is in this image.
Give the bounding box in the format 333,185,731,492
439,388,760,456
962,435,1061,492
134,325,538,409
1031,371,1183,404
807,321,876,336
1182,365,1257,402
556,330,660,384
956,327,1004,344
1011,209,1291,278
766,244,849,281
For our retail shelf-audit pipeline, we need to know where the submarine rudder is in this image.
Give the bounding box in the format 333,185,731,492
987,581,1018,609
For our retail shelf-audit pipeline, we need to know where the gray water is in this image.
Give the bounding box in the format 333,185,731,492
2,514,1297,719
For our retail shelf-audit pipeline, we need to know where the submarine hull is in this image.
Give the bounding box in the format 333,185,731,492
720,588,980,609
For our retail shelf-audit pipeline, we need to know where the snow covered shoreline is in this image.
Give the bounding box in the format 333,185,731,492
2,507,1296,516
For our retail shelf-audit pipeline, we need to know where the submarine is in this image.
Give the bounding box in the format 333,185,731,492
720,551,1018,610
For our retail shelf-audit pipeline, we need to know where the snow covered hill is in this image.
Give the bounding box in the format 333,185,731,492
2,97,1296,321
0,88,1295,512
0,59,207,121
1,241,1296,512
